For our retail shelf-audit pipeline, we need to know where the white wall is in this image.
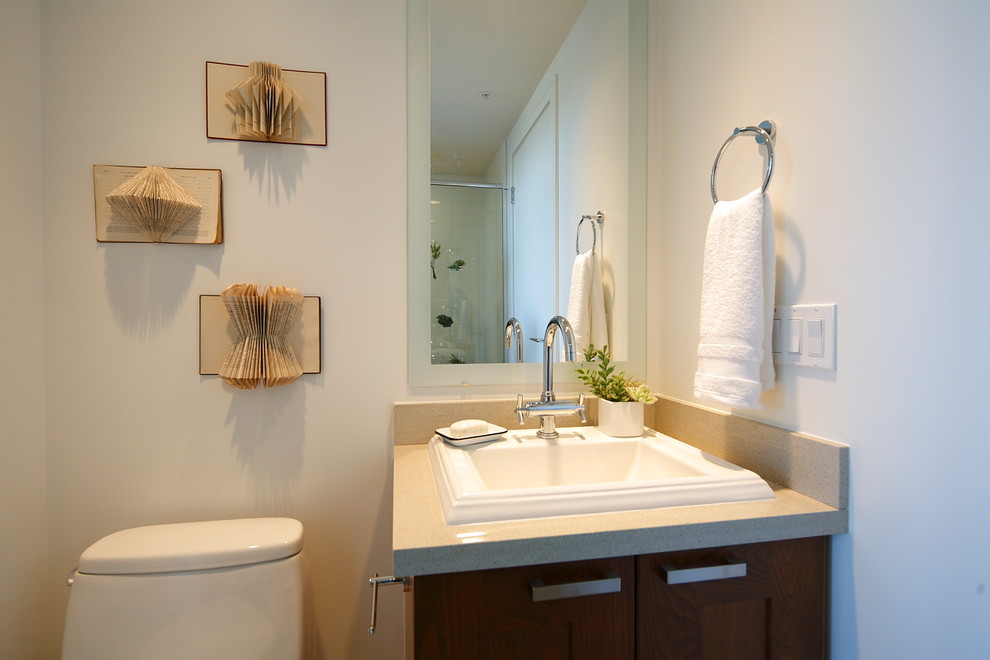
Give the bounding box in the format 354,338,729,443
650,0,990,656
0,1,49,658
14,1,990,657
38,0,407,657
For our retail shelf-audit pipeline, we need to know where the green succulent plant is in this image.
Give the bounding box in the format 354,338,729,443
430,241,441,279
575,345,657,403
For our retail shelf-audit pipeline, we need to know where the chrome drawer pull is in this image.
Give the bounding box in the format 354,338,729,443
530,570,621,602
660,559,747,585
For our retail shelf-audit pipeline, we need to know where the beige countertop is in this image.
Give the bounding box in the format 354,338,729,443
392,439,848,576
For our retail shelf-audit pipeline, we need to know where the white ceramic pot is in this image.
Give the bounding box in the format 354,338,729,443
597,400,645,437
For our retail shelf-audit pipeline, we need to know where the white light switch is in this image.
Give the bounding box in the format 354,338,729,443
772,304,837,370
787,319,802,354
807,319,824,357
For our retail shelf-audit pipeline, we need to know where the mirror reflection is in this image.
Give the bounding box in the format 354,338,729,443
409,0,646,384
429,182,505,364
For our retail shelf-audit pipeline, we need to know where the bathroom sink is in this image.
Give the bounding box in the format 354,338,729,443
428,427,774,525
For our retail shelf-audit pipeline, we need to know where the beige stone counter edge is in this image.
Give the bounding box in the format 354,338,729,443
392,397,849,576
393,513,849,577
392,446,847,576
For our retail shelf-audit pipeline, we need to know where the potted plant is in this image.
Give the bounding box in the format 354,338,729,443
575,345,657,437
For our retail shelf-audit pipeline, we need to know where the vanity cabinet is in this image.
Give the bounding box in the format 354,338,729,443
411,537,827,659
636,536,827,658
412,555,635,659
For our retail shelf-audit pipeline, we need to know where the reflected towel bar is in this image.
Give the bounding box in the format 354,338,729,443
576,210,605,254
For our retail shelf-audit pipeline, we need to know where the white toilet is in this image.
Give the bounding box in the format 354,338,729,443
62,517,311,659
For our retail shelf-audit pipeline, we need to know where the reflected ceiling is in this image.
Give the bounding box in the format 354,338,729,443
430,0,589,177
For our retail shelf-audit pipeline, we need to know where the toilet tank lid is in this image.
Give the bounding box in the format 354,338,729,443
77,518,304,575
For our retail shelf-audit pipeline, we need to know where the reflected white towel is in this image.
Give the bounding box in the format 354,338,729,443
694,189,776,409
566,249,608,353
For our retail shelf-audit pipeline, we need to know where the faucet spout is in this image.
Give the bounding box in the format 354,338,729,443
504,317,523,363
541,315,576,403
513,316,584,439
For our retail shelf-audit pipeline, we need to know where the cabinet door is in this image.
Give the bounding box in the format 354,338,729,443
413,556,635,660
635,537,827,660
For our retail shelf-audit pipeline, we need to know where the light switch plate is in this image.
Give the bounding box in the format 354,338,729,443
772,304,837,370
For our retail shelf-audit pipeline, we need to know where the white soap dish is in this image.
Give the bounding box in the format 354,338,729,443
435,423,507,447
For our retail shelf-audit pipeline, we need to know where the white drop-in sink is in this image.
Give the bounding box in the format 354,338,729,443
428,427,774,525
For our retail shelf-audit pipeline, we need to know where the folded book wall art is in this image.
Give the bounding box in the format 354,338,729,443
206,61,327,146
200,284,322,389
93,165,223,244
224,61,301,142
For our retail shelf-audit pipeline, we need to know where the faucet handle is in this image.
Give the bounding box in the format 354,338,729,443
577,393,587,424
515,394,526,425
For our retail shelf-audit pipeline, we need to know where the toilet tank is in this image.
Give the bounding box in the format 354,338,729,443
62,518,311,660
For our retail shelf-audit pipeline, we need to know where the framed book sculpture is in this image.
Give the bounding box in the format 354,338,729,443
199,286,322,389
93,164,223,244
206,61,327,146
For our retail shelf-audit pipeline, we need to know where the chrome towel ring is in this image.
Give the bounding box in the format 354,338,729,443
710,120,776,203
576,211,605,254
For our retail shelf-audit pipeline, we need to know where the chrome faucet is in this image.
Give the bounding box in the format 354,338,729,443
515,315,586,439
504,317,523,363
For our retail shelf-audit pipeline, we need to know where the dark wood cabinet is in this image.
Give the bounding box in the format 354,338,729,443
413,555,635,659
636,536,827,659
411,537,827,660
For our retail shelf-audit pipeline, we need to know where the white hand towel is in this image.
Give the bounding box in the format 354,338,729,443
694,188,776,409
566,249,608,353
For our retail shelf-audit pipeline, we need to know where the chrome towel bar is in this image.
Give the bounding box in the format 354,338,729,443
710,120,776,203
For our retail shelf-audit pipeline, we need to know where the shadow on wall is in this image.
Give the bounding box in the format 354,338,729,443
236,140,312,204
104,243,223,339
829,497,859,658
223,382,309,513
774,207,806,305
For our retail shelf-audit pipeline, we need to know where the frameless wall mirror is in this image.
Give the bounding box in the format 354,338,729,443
408,0,647,386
